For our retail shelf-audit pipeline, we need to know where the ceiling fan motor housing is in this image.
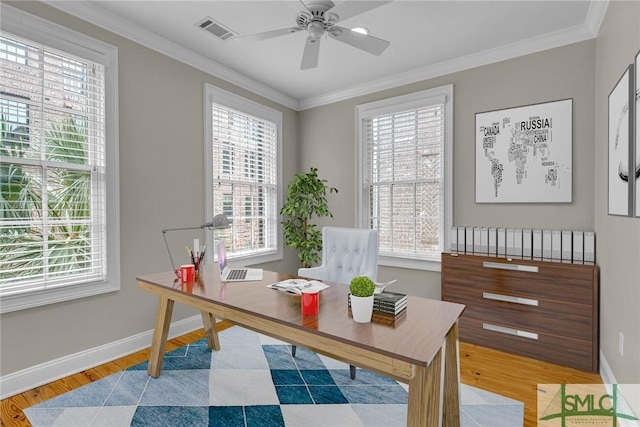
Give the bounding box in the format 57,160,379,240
296,0,338,39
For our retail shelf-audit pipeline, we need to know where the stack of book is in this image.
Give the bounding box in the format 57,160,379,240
371,309,407,327
348,291,407,316
373,291,407,315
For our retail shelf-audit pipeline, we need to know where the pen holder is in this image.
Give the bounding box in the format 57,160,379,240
193,260,200,279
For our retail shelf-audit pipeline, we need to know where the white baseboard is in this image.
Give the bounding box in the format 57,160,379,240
599,349,618,384
0,314,202,400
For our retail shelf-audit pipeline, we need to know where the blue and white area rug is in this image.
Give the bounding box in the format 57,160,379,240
25,326,523,426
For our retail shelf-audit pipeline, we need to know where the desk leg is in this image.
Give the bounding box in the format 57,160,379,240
200,311,220,351
147,296,174,378
407,346,443,426
443,321,461,427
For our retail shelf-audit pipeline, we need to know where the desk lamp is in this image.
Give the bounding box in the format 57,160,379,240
162,214,230,275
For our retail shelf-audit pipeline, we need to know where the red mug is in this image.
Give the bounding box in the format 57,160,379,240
301,290,319,315
180,264,195,282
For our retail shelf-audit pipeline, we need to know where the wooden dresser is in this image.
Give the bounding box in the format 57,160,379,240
441,252,599,372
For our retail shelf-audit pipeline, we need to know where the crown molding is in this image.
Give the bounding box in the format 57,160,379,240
44,1,300,111
44,0,608,112
584,0,610,36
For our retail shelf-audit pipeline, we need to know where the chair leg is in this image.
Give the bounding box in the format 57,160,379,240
291,344,297,357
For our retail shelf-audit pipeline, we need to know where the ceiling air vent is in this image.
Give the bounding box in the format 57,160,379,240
196,17,236,40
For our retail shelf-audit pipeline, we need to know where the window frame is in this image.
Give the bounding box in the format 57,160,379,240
0,5,119,314
203,84,282,265
356,85,453,272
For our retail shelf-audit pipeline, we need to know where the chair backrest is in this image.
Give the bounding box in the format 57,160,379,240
319,227,379,285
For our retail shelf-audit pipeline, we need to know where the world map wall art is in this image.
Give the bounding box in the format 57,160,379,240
475,99,573,203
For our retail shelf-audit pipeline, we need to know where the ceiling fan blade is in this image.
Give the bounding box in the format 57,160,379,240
301,36,321,70
326,1,391,23
234,27,302,42
328,26,389,55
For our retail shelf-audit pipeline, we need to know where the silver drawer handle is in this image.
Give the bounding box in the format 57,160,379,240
483,292,539,306
482,261,539,273
483,323,539,340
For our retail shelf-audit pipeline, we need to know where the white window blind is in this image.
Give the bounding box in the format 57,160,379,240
0,32,107,295
358,86,452,268
208,94,279,258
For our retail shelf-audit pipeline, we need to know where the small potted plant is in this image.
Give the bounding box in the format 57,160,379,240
349,276,376,323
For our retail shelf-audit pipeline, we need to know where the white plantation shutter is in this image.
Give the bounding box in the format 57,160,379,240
206,85,281,259
0,6,118,313
358,87,452,267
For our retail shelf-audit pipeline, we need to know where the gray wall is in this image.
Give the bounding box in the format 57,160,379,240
0,1,300,376
594,0,640,383
298,40,596,300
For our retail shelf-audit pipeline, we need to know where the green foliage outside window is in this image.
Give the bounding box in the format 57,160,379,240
0,116,91,281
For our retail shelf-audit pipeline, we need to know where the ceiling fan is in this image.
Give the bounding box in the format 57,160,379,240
234,1,391,70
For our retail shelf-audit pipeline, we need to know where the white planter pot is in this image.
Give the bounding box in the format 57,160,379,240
350,294,374,323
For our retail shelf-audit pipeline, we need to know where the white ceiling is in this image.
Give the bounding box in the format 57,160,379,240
48,1,608,110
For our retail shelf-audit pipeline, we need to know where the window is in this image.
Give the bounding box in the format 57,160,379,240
0,97,30,150
356,85,453,271
222,195,233,223
204,84,281,264
244,196,252,224
244,152,255,179
222,143,232,175
0,5,119,313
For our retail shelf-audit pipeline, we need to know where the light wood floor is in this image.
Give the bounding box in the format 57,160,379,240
1,321,602,427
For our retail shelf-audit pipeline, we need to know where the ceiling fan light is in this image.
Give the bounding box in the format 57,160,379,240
350,26,369,35
308,22,325,39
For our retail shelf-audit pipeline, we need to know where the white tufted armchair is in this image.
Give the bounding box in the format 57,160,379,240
296,227,379,379
298,226,379,284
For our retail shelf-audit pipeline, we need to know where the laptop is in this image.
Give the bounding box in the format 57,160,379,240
216,240,263,282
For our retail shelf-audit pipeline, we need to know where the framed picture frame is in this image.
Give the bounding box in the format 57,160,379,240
635,50,640,218
475,98,572,203
608,64,634,217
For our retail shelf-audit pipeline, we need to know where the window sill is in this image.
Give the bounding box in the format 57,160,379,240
378,255,442,272
0,280,120,314
222,248,283,266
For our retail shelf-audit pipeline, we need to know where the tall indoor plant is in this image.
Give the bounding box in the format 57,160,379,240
280,167,337,268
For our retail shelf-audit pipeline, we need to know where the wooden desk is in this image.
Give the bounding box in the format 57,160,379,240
137,265,465,427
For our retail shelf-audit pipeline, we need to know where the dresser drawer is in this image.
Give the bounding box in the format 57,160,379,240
459,317,596,372
442,254,596,305
443,285,594,341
